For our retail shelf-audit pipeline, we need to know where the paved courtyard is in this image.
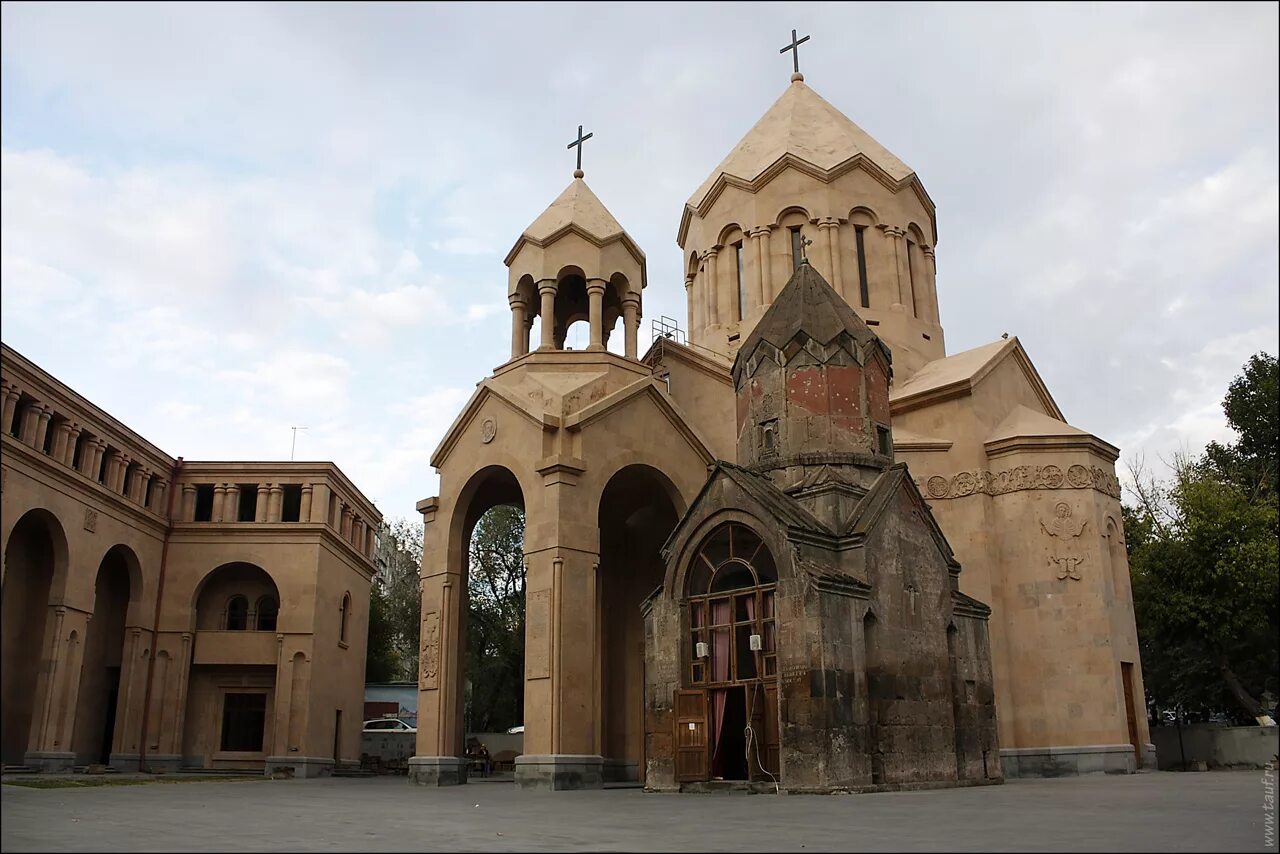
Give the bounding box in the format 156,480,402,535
1,770,1274,852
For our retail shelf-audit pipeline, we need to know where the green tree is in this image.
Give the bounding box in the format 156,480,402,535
363,517,424,683
464,504,526,733
1203,352,1278,503
365,583,400,683
1127,352,1280,723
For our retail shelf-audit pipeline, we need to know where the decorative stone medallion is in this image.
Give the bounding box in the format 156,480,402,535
481,417,497,444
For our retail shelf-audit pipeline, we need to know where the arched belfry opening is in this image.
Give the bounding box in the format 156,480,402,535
598,464,682,783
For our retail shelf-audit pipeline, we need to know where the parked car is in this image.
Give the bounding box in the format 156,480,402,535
363,718,416,733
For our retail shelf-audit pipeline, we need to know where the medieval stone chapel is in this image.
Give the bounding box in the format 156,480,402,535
412,39,1153,792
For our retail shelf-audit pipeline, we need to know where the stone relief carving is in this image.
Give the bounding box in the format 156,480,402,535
480,417,497,444
420,611,440,689
921,464,1121,500
1040,501,1088,581
83,508,98,533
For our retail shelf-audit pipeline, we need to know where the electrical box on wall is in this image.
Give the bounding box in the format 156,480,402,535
749,634,762,651
695,641,709,658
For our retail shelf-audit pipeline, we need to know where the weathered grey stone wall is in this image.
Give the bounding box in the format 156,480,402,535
950,612,1001,781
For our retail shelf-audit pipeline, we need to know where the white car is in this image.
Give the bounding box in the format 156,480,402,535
362,718,416,733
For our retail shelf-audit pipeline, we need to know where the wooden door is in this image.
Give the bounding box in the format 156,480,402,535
762,682,780,777
674,689,709,783
747,684,765,781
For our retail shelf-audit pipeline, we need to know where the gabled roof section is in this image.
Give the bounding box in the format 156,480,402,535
688,80,913,210
732,262,888,383
889,336,1063,419
717,462,831,535
504,177,646,269
430,380,560,469
844,463,960,571
987,404,1087,444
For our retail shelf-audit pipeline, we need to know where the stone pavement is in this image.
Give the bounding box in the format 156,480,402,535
1,770,1273,852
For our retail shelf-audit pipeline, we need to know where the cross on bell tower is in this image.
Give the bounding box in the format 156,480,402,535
780,28,811,82
567,124,593,179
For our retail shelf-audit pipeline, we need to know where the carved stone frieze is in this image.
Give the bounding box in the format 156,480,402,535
920,463,1121,500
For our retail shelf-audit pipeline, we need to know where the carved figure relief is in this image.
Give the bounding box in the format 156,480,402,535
420,611,440,689
83,508,98,532
480,417,497,444
1040,501,1088,580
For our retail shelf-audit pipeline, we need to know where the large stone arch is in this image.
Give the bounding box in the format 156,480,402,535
597,463,684,782
72,544,136,764
1,508,69,765
191,562,282,632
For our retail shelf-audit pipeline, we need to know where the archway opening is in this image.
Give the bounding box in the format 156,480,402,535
72,545,134,764
183,562,281,770
457,466,525,780
599,464,682,783
1,510,63,765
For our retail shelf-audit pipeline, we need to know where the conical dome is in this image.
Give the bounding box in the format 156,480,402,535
687,80,915,211
505,176,645,269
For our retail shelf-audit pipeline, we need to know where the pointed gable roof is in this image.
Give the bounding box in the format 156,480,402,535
986,404,1088,444
504,176,645,267
889,336,1063,419
686,80,915,211
732,262,887,383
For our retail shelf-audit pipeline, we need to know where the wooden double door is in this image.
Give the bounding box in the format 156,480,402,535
675,682,779,783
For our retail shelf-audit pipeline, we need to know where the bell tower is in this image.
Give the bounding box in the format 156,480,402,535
505,127,647,360
678,34,944,382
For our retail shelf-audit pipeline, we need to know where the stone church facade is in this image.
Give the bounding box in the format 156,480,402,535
414,67,1152,790
1,343,380,777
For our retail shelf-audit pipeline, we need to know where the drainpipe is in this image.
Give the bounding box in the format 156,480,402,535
139,456,182,773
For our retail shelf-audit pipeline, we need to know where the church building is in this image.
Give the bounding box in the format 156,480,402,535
412,41,1152,791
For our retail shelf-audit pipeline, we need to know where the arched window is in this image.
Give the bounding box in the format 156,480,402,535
685,523,778,685
339,592,351,644
225,595,249,631
256,596,279,632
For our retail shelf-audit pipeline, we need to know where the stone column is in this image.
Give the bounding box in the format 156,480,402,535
411,497,469,786
104,451,124,492
586,279,606,352
508,294,528,359
310,483,331,525
254,484,269,522
150,479,168,515
819,218,844,297
684,274,696,334
538,280,557,351
1,384,20,433
19,403,41,447
61,424,82,468
181,484,197,521
754,227,773,304
812,218,834,283
703,248,720,326
340,504,353,540
115,455,132,494
88,440,107,480
748,227,768,311
50,421,70,462
880,225,910,308
25,606,90,771
268,484,284,522
212,484,228,523
300,484,313,523
33,406,53,453
622,296,640,360
923,245,940,325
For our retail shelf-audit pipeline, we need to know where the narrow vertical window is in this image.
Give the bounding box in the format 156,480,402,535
854,226,870,308
226,595,249,631
339,593,351,644
734,241,745,321
790,226,804,271
905,239,917,317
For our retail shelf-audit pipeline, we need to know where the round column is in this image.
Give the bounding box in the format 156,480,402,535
508,294,528,359
622,295,640,360
586,280,606,352
537,281,557,351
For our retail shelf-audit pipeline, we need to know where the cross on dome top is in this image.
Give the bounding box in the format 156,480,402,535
780,28,811,82
567,124,593,178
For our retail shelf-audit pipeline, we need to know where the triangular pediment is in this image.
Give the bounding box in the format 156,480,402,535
889,336,1062,419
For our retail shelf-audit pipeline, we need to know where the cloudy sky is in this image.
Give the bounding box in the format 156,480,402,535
2,2,1276,522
